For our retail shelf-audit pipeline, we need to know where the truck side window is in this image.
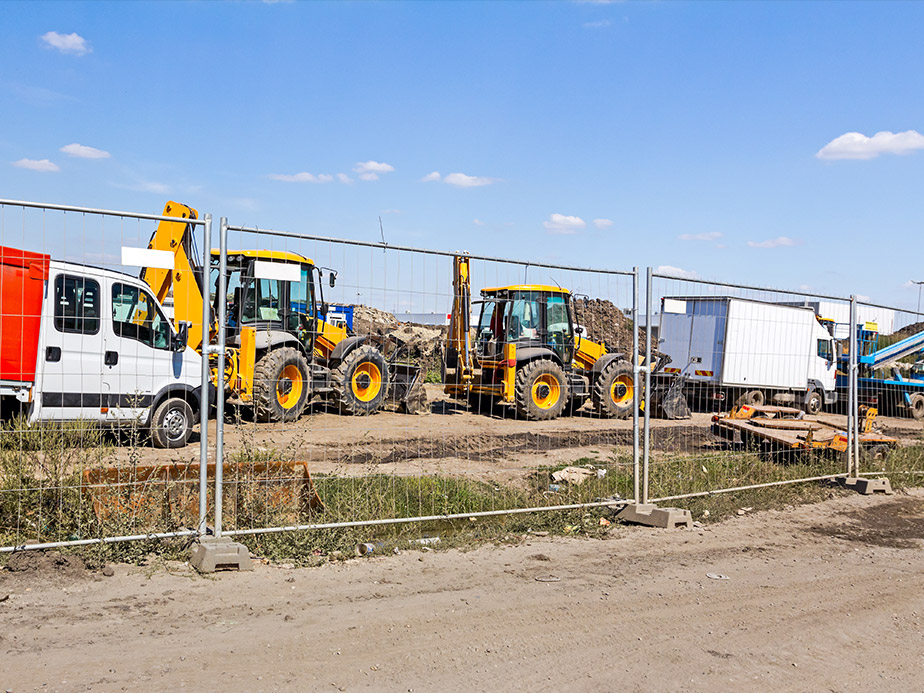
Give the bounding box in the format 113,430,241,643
54,275,100,335
817,338,833,361
112,283,172,350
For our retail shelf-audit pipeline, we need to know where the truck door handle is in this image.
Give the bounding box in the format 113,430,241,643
104,351,119,366
45,346,61,362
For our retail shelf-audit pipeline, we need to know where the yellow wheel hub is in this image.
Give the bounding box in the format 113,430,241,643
531,373,562,410
610,374,633,405
351,361,383,403
276,364,304,409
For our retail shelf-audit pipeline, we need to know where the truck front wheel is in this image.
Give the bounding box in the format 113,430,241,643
150,397,194,449
804,389,823,416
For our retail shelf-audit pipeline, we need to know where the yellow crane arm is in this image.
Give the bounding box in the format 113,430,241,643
139,201,207,352
446,255,474,386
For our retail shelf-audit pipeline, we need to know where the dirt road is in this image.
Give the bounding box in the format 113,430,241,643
3,489,924,691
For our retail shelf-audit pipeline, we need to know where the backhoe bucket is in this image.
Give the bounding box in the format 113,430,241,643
389,362,428,414
650,375,692,420
83,461,323,527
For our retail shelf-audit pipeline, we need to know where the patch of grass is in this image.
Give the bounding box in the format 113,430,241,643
3,429,924,567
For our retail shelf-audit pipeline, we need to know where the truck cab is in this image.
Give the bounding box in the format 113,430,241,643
1,247,204,447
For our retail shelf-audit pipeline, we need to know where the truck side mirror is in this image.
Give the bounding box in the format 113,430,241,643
329,273,336,288
575,326,584,335
173,321,189,352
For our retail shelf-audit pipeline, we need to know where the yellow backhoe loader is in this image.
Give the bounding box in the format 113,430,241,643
141,202,425,422
443,255,636,420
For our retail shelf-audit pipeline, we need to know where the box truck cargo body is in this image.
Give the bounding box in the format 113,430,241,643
658,297,837,413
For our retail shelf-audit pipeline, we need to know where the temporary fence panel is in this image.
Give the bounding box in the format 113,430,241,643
0,200,210,553
642,270,860,508
210,222,639,543
853,298,924,481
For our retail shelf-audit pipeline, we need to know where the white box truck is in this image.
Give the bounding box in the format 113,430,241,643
657,296,837,414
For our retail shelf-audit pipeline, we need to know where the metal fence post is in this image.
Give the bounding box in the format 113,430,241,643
198,213,212,536
632,266,640,505
214,217,228,537
642,267,652,505
847,294,860,477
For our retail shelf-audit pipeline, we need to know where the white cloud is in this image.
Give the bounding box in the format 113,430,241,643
856,294,871,303
816,130,924,160
583,19,612,28
473,218,485,226
544,213,586,234
421,171,441,182
747,236,796,249
60,143,110,159
592,218,614,229
382,209,401,215
41,31,91,56
352,160,395,181
268,172,332,183
443,172,496,187
656,265,699,280
12,158,60,172
679,231,722,241
336,173,353,184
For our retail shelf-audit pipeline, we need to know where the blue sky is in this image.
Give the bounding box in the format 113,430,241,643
2,0,923,312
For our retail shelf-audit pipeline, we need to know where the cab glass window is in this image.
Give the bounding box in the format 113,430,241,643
507,295,542,341
817,338,833,361
112,283,172,350
54,275,100,335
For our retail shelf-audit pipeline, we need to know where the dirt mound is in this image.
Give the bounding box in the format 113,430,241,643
4,551,86,579
351,305,398,335
575,298,640,356
390,324,444,374
892,321,924,339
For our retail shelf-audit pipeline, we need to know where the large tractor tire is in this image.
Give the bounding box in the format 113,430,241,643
253,347,311,423
514,359,568,421
331,345,389,415
592,359,635,419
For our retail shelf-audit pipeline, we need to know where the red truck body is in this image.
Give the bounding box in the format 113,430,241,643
0,246,50,383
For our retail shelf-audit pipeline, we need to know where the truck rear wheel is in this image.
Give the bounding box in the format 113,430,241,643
150,397,194,449
592,360,634,419
253,347,311,422
910,393,924,420
515,359,568,421
331,345,389,415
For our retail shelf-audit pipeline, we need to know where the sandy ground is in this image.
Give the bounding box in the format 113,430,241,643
2,489,924,692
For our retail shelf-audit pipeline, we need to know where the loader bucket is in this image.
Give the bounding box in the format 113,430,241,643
650,375,692,420
82,461,323,527
389,362,428,414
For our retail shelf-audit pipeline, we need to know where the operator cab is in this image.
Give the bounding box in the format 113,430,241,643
209,250,318,346
475,285,575,363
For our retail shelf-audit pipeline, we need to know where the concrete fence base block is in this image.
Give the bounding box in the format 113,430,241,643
840,477,894,496
190,537,254,573
617,503,693,529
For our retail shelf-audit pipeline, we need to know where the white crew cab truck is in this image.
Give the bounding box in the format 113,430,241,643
657,296,837,415
0,246,205,447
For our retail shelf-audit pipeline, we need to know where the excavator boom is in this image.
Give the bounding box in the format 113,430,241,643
140,201,206,351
